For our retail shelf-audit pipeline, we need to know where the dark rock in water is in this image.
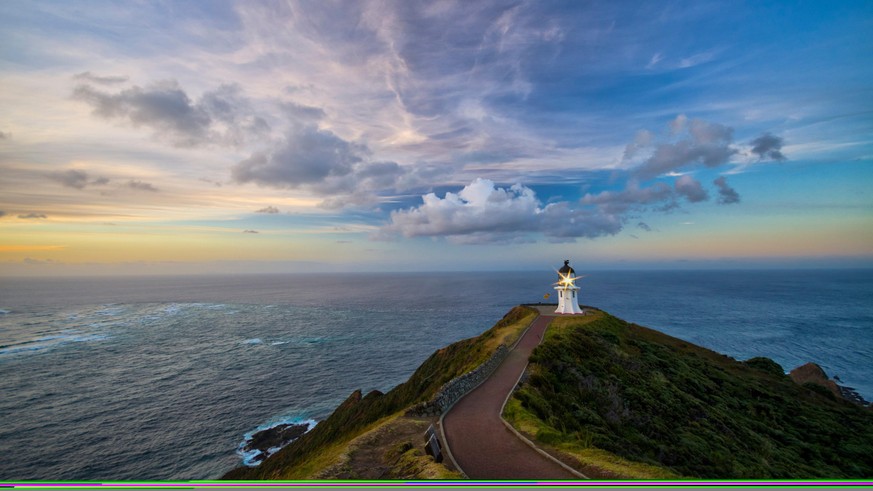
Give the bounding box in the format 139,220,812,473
838,385,870,407
244,422,311,455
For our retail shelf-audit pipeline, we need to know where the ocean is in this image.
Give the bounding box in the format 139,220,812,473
0,270,871,480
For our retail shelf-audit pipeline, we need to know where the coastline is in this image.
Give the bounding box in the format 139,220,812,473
224,305,873,480
2,270,870,481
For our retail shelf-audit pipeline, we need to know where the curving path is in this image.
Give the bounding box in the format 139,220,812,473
441,314,580,480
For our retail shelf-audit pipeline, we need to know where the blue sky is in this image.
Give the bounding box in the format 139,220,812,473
0,0,871,274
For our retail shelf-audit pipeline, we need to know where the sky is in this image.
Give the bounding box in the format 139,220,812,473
1,0,871,275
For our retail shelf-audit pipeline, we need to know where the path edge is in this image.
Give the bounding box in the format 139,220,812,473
498,360,589,479
437,311,542,478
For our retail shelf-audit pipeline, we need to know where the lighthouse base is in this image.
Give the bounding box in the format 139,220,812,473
554,285,584,315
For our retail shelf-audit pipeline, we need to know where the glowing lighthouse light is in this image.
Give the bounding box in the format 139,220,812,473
554,260,584,315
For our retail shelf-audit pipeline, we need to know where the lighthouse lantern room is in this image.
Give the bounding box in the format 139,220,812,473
554,260,584,315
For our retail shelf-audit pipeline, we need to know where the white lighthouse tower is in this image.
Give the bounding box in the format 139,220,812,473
554,260,584,315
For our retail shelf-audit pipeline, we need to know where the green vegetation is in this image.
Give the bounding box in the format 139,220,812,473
223,305,537,479
508,313,873,479
743,357,785,377
504,397,679,479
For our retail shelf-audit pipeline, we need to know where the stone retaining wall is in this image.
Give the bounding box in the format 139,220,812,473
409,344,509,417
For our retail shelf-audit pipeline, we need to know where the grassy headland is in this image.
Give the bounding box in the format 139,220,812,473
224,305,872,480
222,305,538,479
504,312,873,479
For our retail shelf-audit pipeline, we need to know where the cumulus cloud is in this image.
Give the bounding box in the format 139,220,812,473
0,211,6,217
381,178,622,243
49,169,110,189
581,182,674,213
628,116,738,180
315,161,408,208
674,175,708,203
255,206,280,214
750,133,787,161
536,201,624,241
318,161,460,210
232,125,413,209
576,115,742,223
232,125,362,187
127,180,158,192
622,129,654,160
73,71,128,85
669,114,688,135
396,147,729,243
73,80,270,147
198,84,272,146
73,81,209,146
19,213,47,219
385,178,539,236
714,176,740,204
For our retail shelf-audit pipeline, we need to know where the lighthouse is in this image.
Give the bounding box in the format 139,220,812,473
554,260,584,315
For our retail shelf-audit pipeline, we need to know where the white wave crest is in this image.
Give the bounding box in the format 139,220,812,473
237,417,318,467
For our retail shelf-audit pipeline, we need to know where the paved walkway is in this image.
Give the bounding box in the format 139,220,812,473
441,315,580,480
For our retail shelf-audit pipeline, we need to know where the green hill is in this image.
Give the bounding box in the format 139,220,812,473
504,312,873,478
223,306,873,480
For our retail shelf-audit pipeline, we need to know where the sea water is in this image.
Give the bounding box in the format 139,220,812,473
0,270,870,480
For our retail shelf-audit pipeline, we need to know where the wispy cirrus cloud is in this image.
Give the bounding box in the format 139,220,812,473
49,169,110,189
19,213,48,219
126,180,159,192
1,0,866,267
74,71,128,85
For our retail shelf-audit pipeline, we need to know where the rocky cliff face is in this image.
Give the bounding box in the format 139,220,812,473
790,362,870,407
789,362,842,398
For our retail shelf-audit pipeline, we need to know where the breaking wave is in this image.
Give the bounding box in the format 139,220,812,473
237,417,318,466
